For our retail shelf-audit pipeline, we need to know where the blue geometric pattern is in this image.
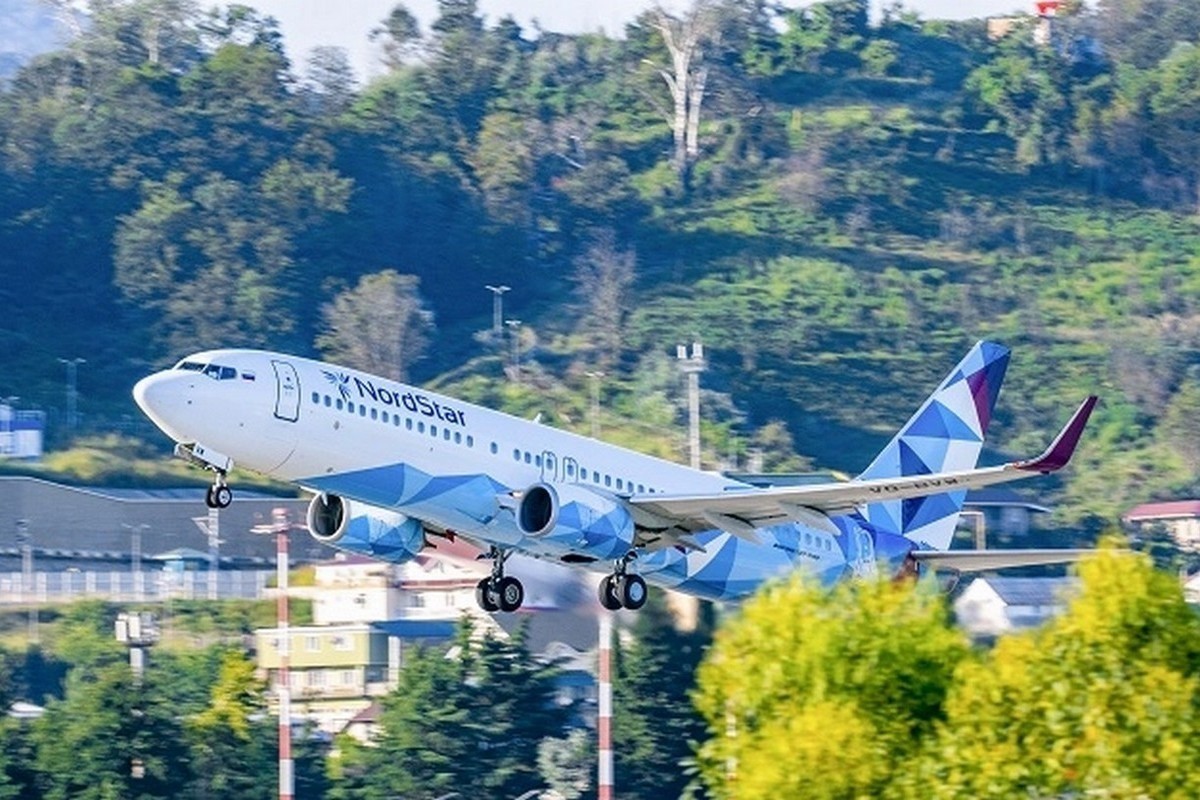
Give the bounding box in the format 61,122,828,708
298,341,1012,602
857,341,1009,550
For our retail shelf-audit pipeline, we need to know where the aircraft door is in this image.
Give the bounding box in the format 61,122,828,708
271,360,301,422
540,450,560,482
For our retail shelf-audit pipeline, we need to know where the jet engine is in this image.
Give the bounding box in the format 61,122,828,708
306,493,426,563
516,483,635,561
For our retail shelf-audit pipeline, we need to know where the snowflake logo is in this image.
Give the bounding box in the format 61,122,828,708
322,370,352,402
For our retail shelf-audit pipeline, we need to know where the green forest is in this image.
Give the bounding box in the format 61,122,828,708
4,0,1200,529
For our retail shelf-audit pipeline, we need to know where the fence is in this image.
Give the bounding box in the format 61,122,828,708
0,569,272,603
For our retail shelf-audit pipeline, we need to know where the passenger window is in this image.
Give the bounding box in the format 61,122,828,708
381,411,389,423
443,429,451,441
204,365,222,379
370,408,378,420
491,443,499,454
524,452,531,464
324,395,331,407
347,402,355,414
418,422,425,433
336,399,344,410
616,479,624,491
454,432,462,444
513,449,520,460
359,406,367,417
311,392,319,404
406,418,413,430
466,435,473,447
430,425,437,437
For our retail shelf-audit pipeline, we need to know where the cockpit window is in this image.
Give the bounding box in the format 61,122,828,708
176,361,205,371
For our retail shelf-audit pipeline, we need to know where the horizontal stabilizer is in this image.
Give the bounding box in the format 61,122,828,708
911,548,1098,572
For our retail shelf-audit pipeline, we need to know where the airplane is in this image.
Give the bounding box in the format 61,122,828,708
132,340,1098,613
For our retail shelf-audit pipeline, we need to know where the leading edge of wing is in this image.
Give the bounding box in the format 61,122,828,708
631,396,1099,532
910,548,1097,571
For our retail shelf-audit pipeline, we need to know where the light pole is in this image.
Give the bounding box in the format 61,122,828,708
598,610,613,800
123,523,149,602
253,508,295,800
676,342,706,470
585,371,604,438
57,357,86,429
192,510,222,601
484,284,511,340
16,519,36,644
505,319,522,383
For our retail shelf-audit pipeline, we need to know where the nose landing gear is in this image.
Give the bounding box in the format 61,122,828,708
205,476,232,509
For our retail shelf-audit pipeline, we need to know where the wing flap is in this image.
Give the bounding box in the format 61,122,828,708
631,396,1097,535
911,548,1097,571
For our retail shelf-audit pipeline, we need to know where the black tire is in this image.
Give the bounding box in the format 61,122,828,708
598,575,623,611
475,578,500,612
204,486,218,509
212,485,233,509
497,576,524,613
618,574,648,610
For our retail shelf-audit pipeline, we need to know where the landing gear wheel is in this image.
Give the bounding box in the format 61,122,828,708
475,578,500,612
617,574,648,610
497,576,525,613
598,575,623,611
205,483,232,509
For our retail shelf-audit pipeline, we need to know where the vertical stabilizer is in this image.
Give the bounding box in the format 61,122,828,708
856,341,1010,550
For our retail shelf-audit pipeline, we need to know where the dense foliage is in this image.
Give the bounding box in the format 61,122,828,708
3,2,1200,520
695,546,1200,799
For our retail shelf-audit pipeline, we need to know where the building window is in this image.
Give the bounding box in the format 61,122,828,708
305,635,320,652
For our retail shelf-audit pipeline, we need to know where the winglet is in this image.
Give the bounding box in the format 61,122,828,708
1012,395,1098,474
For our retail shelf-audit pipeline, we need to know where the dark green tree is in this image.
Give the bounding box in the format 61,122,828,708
32,663,192,800
613,592,713,800
332,619,566,800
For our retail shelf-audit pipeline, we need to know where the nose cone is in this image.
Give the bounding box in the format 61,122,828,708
133,371,189,441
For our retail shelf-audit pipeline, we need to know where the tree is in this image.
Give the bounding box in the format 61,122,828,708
1149,42,1200,213
537,728,592,800
370,3,422,71
315,270,434,382
332,620,566,799
572,231,636,368
613,591,713,800
185,650,275,800
643,1,726,187
910,547,1200,799
693,575,968,800
32,663,192,800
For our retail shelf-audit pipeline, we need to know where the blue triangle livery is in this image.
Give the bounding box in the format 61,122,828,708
134,342,1098,612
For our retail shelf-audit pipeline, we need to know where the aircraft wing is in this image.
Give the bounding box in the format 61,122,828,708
909,548,1096,571
630,396,1097,540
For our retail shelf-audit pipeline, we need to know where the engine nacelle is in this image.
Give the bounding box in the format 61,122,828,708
306,493,426,564
516,483,635,560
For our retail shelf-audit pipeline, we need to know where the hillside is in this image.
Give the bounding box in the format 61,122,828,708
2,0,1199,528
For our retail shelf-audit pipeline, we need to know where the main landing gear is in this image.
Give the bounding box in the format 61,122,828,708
475,547,525,613
599,555,647,611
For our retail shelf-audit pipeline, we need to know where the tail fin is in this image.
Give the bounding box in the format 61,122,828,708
856,341,1010,550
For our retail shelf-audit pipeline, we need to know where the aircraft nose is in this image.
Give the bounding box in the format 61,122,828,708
133,371,189,439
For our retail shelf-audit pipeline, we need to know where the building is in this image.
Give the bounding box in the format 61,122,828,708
962,488,1051,539
256,619,458,734
0,404,44,459
954,576,1078,639
1123,500,1200,552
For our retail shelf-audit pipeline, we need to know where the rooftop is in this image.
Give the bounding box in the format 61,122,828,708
1124,500,1200,522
